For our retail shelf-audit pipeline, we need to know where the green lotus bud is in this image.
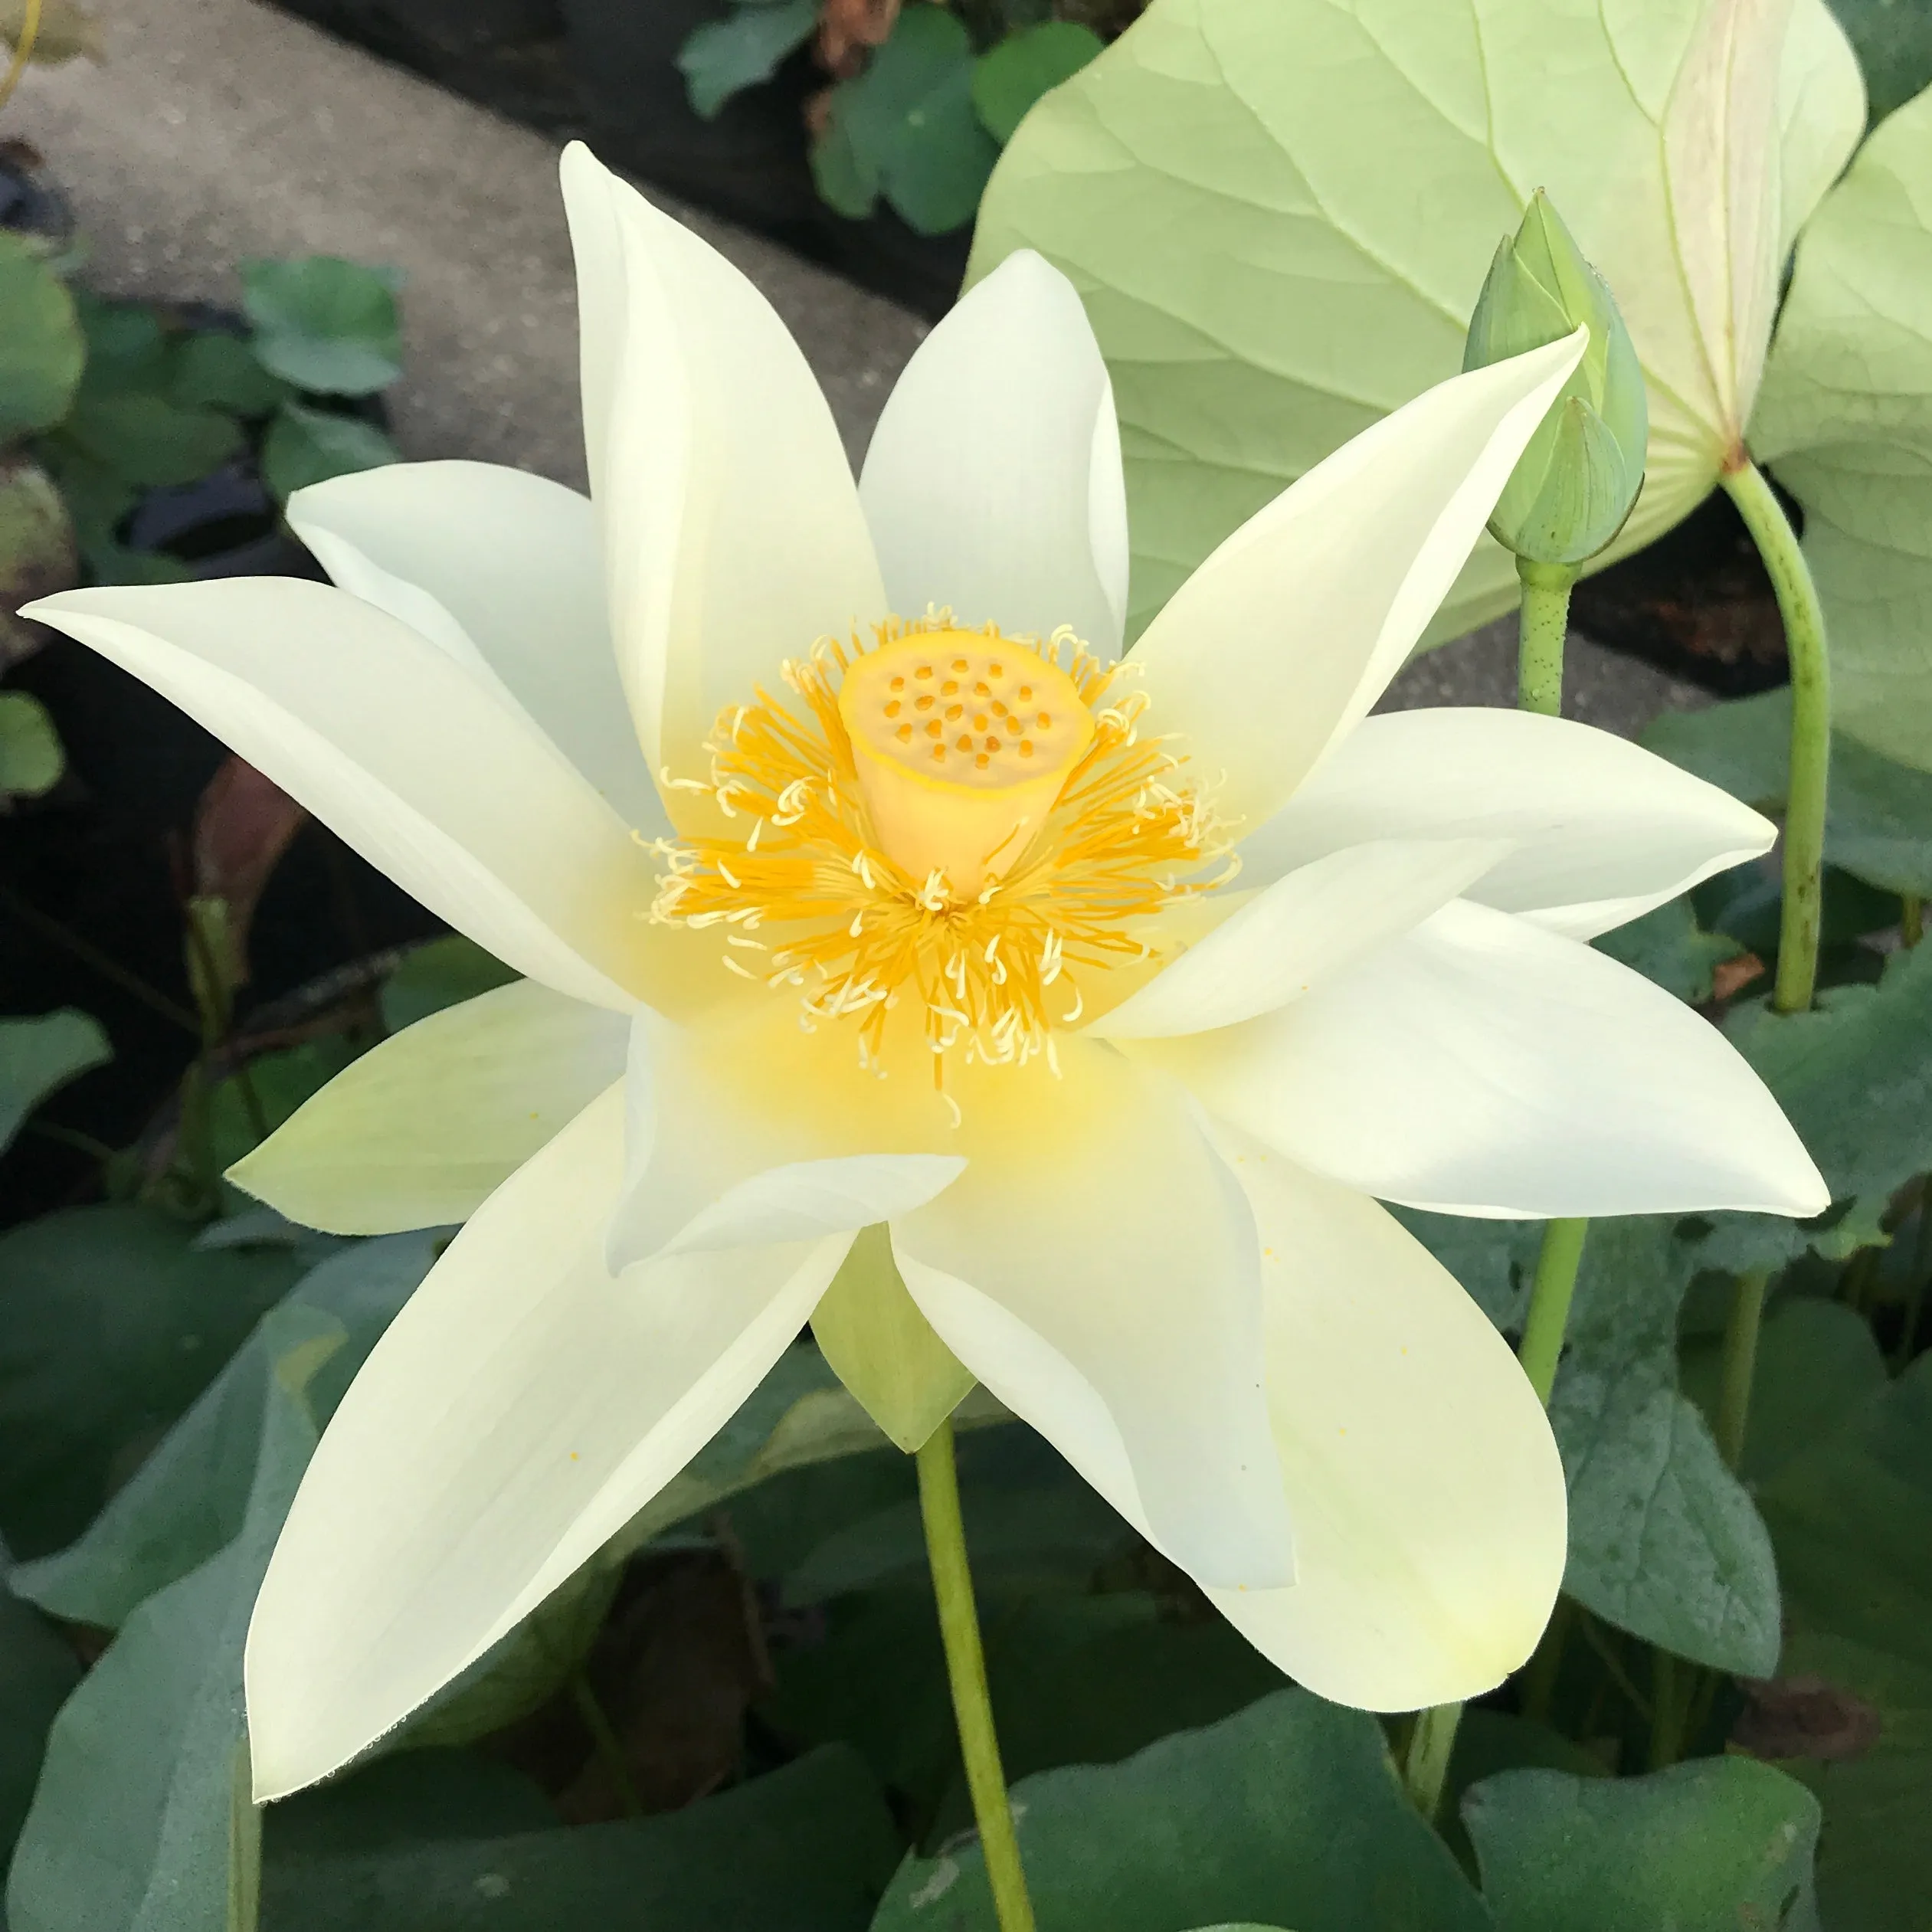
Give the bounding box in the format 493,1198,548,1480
1463,192,1648,568
812,1224,974,1452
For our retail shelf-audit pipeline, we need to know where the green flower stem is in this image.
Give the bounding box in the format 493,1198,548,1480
568,1672,643,1819
1904,894,1924,948
0,0,43,116
1401,570,1593,1825
1647,1651,1684,1771
1716,1269,1771,1470
1403,1701,1462,1822
1518,1217,1590,1404
1721,459,1830,1016
1516,558,1581,715
916,1416,1036,1932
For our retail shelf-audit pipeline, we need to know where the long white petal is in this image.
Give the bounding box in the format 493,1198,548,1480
603,1009,962,1269
228,981,628,1235
892,1043,1293,1590
1138,899,1826,1219
1130,332,1584,832
1238,708,1776,939
1203,1133,1567,1711
287,461,666,831
1088,837,1509,1040
244,1083,850,1799
25,580,658,1011
860,250,1128,654
557,145,886,794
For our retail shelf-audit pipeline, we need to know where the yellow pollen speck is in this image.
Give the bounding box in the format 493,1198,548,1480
886,700,901,718
648,614,1228,1077
942,679,959,696
946,704,963,721
569,1452,580,1461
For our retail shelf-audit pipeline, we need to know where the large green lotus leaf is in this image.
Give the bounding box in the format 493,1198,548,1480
0,1205,306,1559
1718,941,1932,1245
1645,687,1932,896
11,1233,438,1630
0,1010,107,1158
1754,1348,1932,1931
1826,0,1932,126
264,1746,899,1932
869,1689,1486,1932
1754,81,1932,772
0,234,84,443
1463,1757,1822,1931
967,0,1864,640
4,1301,339,1932
0,1570,80,1879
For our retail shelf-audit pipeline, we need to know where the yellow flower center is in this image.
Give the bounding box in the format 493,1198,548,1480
652,613,1228,1079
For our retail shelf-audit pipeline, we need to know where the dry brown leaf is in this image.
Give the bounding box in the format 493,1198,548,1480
1732,1674,1883,1763
192,755,307,987
1712,951,1767,1002
817,0,900,77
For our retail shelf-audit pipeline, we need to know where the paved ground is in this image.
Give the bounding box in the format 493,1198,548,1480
8,0,1703,736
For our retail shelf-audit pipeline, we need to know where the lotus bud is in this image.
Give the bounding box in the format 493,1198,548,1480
1464,191,1648,568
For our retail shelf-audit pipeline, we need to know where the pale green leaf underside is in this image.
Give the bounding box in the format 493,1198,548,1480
968,0,1862,640
1755,79,1932,772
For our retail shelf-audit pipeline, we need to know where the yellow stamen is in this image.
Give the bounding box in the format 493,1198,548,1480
652,613,1226,1074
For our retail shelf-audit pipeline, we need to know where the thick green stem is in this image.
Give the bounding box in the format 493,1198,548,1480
1519,1217,1590,1405
1721,460,1829,1015
1717,1269,1771,1470
1403,567,1590,1824
1403,1702,1462,1822
1904,894,1924,948
917,1418,1036,1932
1647,1652,1684,1771
1516,558,1580,715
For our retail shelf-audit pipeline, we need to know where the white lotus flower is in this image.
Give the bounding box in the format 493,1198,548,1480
25,146,1825,1803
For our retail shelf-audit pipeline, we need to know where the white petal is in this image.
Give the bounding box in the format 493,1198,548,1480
652,1155,967,1259
892,1043,1293,1590
557,144,886,792
603,1009,961,1269
1138,899,1827,1219
244,1082,850,1799
1088,837,1510,1040
1238,709,1777,940
228,981,628,1235
1131,332,1585,833
25,580,658,1011
287,461,666,831
1203,1132,1567,1711
860,250,1128,653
